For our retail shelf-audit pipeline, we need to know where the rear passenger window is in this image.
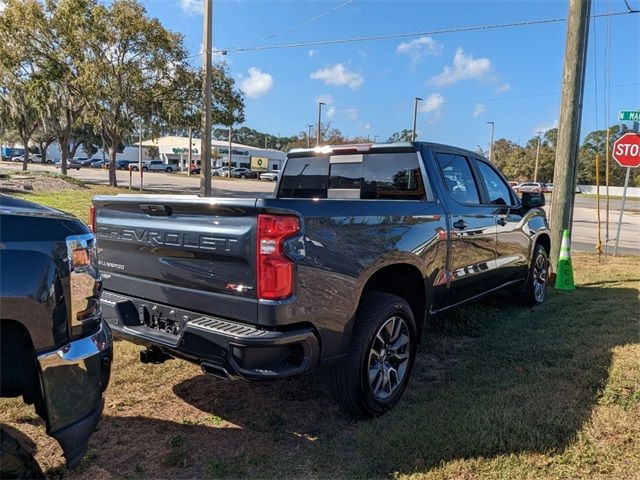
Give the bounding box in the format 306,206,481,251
475,160,513,206
435,153,480,205
361,153,424,200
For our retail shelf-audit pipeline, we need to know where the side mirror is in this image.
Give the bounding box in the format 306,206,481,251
521,191,545,209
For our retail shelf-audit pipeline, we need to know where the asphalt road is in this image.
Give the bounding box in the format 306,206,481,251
3,161,638,254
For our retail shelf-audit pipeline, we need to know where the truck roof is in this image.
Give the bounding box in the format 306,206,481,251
288,141,484,160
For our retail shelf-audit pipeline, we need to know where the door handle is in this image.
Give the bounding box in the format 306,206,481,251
453,219,468,230
497,217,507,226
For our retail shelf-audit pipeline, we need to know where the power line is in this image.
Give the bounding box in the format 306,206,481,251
242,0,355,47
212,10,637,54
240,82,640,111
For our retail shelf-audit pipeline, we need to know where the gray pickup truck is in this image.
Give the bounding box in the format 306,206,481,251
94,141,550,418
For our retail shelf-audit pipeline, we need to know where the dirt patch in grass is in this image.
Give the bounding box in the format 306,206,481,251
0,173,84,194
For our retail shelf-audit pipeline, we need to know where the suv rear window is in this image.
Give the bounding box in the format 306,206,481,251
279,152,425,200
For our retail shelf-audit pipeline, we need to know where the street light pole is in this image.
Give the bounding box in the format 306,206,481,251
412,97,423,142
487,121,495,162
200,0,212,197
307,124,313,148
316,102,325,146
534,130,543,182
374,135,379,143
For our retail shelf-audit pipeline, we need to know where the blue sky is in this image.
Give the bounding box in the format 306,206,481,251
145,0,639,151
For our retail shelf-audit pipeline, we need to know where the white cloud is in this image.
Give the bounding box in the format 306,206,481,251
396,36,442,65
533,119,558,134
326,106,337,118
179,0,203,15
240,68,273,98
429,48,492,87
419,93,445,113
473,103,486,117
498,83,511,93
358,123,371,131
310,63,364,90
308,49,318,58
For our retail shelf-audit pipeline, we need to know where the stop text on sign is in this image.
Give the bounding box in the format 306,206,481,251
612,133,640,168
615,143,639,157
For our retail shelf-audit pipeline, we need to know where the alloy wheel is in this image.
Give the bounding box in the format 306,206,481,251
367,316,411,400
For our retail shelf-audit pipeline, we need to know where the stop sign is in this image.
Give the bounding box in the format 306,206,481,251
612,133,640,168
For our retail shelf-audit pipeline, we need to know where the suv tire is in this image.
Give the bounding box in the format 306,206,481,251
0,428,44,479
329,291,417,418
165,167,172,173
518,243,549,307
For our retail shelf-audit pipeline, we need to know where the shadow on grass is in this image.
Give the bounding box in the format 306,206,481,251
71,284,638,479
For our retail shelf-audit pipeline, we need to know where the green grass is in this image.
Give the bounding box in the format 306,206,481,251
1,187,638,480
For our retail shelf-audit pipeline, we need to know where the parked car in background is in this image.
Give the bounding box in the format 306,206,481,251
1,147,25,162
212,167,226,176
514,182,543,193
508,181,519,188
87,159,106,168
11,154,43,164
93,141,550,419
231,167,258,179
0,195,112,477
54,158,82,170
543,183,554,193
131,160,175,172
115,159,135,170
259,170,281,182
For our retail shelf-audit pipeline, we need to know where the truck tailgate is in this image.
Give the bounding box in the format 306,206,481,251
93,195,259,324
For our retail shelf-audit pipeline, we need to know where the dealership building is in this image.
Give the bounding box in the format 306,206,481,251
135,136,286,172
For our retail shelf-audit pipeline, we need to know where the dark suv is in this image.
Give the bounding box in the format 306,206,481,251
0,195,112,477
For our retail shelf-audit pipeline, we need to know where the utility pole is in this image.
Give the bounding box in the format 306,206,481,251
549,0,591,270
317,102,325,146
534,130,543,182
187,127,193,176
487,121,495,162
138,122,143,191
228,126,232,178
412,97,422,142
200,0,213,197
307,124,313,148
374,135,379,143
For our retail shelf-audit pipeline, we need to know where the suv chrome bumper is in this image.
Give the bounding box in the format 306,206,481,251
37,320,112,466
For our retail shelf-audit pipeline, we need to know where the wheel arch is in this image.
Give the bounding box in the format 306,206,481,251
358,263,426,341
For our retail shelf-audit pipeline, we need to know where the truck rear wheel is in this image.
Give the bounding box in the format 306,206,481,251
0,428,44,479
329,291,417,418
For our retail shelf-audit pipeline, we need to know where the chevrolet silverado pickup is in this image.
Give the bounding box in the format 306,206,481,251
94,141,550,418
0,195,112,476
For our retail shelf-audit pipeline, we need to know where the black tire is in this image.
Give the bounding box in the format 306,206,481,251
142,167,148,172
518,243,549,307
0,428,44,479
165,167,172,172
240,174,246,179
328,291,417,418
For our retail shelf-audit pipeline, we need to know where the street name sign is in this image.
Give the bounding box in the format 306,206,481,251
612,133,640,168
619,110,640,122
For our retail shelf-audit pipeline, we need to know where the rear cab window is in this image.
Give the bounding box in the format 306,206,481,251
434,153,481,205
278,150,430,200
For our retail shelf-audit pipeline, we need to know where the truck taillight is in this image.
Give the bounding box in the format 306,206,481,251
89,205,96,232
257,214,300,300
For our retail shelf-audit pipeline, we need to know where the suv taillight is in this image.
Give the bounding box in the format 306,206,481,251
89,205,96,232
257,214,300,300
